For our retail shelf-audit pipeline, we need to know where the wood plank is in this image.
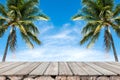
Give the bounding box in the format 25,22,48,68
1,63,31,75
85,62,116,75
59,62,72,76
0,62,120,76
105,62,120,69
15,62,40,75
44,62,58,75
93,62,120,74
76,62,102,75
0,62,16,69
68,62,87,75
0,62,24,74
30,62,50,75
107,62,120,66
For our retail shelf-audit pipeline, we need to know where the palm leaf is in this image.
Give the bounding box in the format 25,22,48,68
80,31,94,45
27,31,41,45
0,19,6,26
87,32,100,48
0,26,6,37
18,21,39,34
104,29,112,52
113,4,120,17
93,24,102,35
17,24,27,35
81,22,97,35
0,4,7,17
9,28,17,52
72,14,83,20
20,32,34,48
82,7,99,20
20,0,39,12
28,14,49,21
25,23,39,34
21,6,39,18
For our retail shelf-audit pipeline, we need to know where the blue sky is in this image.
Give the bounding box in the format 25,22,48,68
0,0,120,61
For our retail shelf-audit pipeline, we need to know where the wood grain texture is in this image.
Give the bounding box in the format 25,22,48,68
44,62,58,75
15,62,40,75
1,63,30,75
0,62,24,74
0,62,120,76
59,62,72,75
85,62,116,75
76,62,102,75
30,62,50,75
68,62,87,75
93,62,120,74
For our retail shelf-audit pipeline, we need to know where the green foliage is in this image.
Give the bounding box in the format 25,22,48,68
72,0,120,52
104,28,112,52
9,28,17,52
0,0,49,52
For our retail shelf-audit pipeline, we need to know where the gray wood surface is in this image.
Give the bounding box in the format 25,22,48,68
30,62,50,75
93,62,120,74
59,62,72,75
44,62,58,75
68,62,87,75
15,62,40,75
0,62,24,74
85,62,116,75
1,62,30,75
0,62,119,76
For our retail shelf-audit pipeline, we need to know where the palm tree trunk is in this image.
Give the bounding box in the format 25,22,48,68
111,36,119,62
2,35,10,62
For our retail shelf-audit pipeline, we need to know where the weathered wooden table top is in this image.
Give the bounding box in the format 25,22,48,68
0,62,119,76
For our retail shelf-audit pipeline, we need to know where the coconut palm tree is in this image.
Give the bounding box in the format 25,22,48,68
72,0,120,62
0,0,49,62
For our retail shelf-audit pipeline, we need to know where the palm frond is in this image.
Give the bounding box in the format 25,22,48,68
114,17,120,25
113,4,120,17
82,7,99,20
0,26,6,37
97,0,113,9
9,5,22,18
82,0,100,12
20,32,34,48
0,3,7,17
0,18,6,26
81,22,97,35
72,14,95,21
7,0,23,9
104,29,112,52
87,32,100,48
93,24,103,35
27,31,41,45
9,28,17,52
80,31,94,45
25,23,39,34
18,21,39,34
20,0,39,12
72,14,83,20
21,6,39,18
28,14,49,21
17,24,27,35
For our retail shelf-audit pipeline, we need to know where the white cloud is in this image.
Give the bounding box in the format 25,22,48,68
6,21,118,61
7,46,114,61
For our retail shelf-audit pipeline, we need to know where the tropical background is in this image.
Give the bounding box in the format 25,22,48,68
0,0,120,61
